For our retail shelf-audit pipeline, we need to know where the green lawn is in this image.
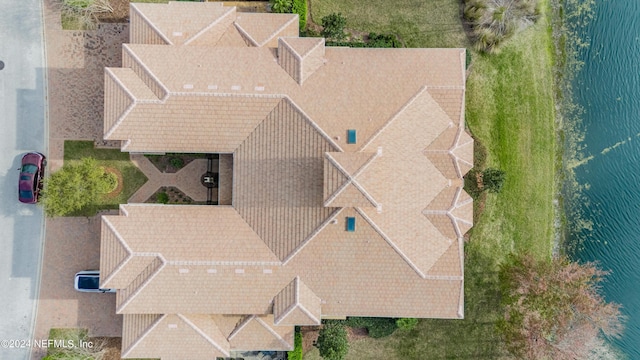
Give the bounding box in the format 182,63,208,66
63,141,147,216
309,0,467,48
308,0,556,358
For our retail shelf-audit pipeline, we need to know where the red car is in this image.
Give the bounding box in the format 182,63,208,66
18,152,46,204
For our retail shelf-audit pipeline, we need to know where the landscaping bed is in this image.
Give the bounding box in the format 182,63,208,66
63,141,148,216
144,153,207,173
145,186,202,204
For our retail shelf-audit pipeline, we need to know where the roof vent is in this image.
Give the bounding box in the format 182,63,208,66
168,323,178,329
346,217,356,232
172,32,183,37
347,129,357,144
235,269,245,274
263,269,273,274
208,85,218,90
183,84,194,90
207,268,217,274
231,85,241,91
179,268,189,274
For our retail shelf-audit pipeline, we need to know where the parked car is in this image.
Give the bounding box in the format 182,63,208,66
18,152,46,204
74,271,116,293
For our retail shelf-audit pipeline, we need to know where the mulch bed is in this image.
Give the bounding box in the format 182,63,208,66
103,166,123,198
146,186,196,204
145,154,206,174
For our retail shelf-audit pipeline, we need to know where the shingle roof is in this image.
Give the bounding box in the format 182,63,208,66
129,2,235,46
101,2,472,358
121,314,230,359
273,277,321,326
228,315,294,351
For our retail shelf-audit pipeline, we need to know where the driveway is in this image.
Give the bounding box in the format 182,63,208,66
31,215,122,360
0,0,47,358
29,0,127,359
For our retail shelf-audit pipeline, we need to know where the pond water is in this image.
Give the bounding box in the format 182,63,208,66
565,0,640,358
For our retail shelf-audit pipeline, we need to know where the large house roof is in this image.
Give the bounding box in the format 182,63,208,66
101,2,472,359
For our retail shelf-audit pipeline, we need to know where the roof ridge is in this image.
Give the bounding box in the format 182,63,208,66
299,37,325,59
177,314,230,357
122,44,171,101
184,6,236,46
282,208,342,265
322,153,353,206
284,97,342,151
116,255,166,313
101,217,133,287
227,315,253,341
103,69,137,139
129,3,173,45
233,22,259,46
360,86,429,151
355,208,426,278
254,316,291,349
258,15,299,47
322,152,379,207
297,304,321,325
121,314,166,358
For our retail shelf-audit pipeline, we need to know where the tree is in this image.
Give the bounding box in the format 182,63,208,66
316,321,349,360
498,254,624,360
270,0,292,14
41,157,117,217
321,13,347,41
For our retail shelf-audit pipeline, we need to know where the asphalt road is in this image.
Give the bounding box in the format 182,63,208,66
0,0,47,358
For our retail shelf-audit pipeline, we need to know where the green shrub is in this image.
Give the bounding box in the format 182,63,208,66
396,318,419,331
292,0,307,30
170,157,185,169
366,32,401,47
316,321,349,360
270,0,292,13
287,330,303,360
321,13,347,41
157,192,169,204
463,0,540,53
343,317,398,338
482,168,506,193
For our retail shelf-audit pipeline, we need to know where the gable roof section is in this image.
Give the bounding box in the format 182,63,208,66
234,13,299,47
285,207,463,318
121,314,230,359
103,205,280,264
424,186,474,239
228,315,294,351
273,276,321,326
129,2,236,46
234,98,339,261
425,126,474,179
355,87,457,277
278,37,326,84
116,263,291,315
106,93,282,153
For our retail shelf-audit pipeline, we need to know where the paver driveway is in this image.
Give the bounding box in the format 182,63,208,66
32,1,127,358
